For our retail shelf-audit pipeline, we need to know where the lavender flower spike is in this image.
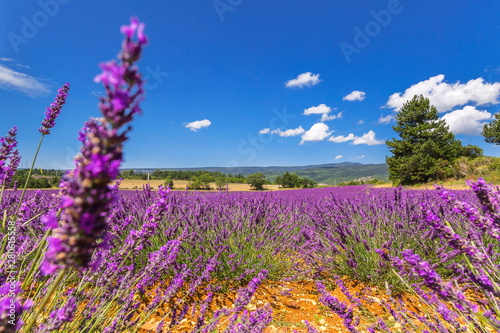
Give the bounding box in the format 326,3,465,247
0,127,21,188
39,83,70,135
42,18,147,274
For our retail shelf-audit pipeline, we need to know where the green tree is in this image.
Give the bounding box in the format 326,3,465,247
188,173,212,190
299,178,317,188
281,172,301,188
120,169,137,178
460,144,483,159
281,172,292,187
482,111,500,145
50,176,61,187
164,176,174,189
247,173,266,190
386,95,463,185
215,177,228,190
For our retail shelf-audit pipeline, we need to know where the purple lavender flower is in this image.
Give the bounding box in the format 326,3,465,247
393,249,478,314
36,297,76,332
135,239,182,293
0,127,21,188
316,281,360,333
193,292,214,330
232,269,268,314
124,185,171,252
303,320,319,333
424,208,487,265
316,282,350,315
467,178,500,230
436,185,500,241
42,17,147,274
224,306,273,333
39,83,70,135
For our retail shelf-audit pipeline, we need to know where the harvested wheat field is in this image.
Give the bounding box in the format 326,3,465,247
115,179,281,191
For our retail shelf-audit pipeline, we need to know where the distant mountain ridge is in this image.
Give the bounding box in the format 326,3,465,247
127,162,389,185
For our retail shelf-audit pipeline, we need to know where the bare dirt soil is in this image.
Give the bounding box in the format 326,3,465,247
138,278,431,333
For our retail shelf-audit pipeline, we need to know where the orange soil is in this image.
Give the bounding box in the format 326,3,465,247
138,278,426,333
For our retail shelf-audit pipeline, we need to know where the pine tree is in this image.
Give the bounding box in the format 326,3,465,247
386,95,463,185
482,111,500,145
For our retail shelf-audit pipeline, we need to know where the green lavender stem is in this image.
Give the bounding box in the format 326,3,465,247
15,134,45,217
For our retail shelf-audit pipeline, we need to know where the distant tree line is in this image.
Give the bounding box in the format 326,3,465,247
185,173,237,190
119,169,246,183
242,172,318,190
337,178,384,186
10,169,61,188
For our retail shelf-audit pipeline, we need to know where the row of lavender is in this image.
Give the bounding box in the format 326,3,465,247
1,16,499,332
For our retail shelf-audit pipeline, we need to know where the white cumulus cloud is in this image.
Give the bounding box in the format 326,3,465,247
329,130,384,146
386,74,500,112
441,106,492,135
378,114,395,124
329,133,356,143
335,155,344,160
304,104,343,122
343,90,366,101
285,72,321,88
185,119,211,132
277,126,305,137
321,111,343,122
259,126,305,137
0,63,51,97
259,128,271,134
300,123,331,144
352,130,385,145
303,104,331,115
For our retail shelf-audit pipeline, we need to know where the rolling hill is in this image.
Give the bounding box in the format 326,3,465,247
130,162,389,185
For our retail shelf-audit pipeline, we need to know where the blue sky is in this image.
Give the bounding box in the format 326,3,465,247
1,0,499,170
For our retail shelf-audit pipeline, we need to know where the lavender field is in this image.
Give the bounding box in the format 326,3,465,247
2,183,500,332
1,18,500,333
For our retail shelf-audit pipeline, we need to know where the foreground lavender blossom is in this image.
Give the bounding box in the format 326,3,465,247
42,17,147,273
0,128,20,189
392,249,478,314
39,83,70,135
